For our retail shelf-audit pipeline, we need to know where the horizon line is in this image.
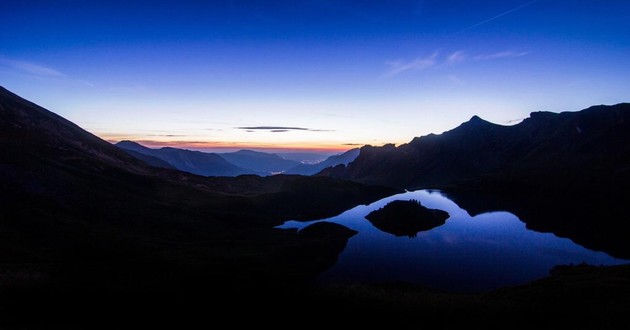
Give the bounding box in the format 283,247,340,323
106,138,365,154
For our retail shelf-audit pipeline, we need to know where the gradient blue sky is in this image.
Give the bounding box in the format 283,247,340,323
2,0,629,152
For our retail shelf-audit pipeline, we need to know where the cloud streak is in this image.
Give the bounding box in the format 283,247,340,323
385,49,528,76
447,50,467,64
475,51,529,60
147,134,188,137
236,126,333,133
385,52,438,76
238,126,308,131
0,58,65,77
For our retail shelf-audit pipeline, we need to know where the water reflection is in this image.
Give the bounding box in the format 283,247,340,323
277,190,628,292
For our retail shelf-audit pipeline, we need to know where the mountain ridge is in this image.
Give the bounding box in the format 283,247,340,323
220,149,300,174
285,148,359,175
322,103,630,191
118,140,358,176
2,85,630,326
0,85,398,284
116,140,252,176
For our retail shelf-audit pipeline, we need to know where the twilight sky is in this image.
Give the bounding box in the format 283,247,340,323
2,0,629,152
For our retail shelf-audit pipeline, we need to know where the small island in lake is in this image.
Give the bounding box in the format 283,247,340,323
365,200,450,237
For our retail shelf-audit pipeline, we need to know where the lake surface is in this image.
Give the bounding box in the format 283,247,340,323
277,190,628,292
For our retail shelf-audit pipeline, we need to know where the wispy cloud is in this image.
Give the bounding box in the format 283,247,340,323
505,117,527,125
385,50,467,78
385,52,438,76
0,56,96,87
457,0,538,34
385,49,528,77
447,50,467,64
342,143,363,146
475,51,529,60
237,126,308,131
147,134,188,137
0,57,65,77
236,126,333,133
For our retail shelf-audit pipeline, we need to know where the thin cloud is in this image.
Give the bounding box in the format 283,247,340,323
386,49,526,78
475,51,529,60
505,117,527,125
447,50,467,64
0,58,65,77
147,134,187,137
457,0,538,34
385,52,438,76
342,143,363,146
236,126,333,133
237,126,309,131
126,140,265,150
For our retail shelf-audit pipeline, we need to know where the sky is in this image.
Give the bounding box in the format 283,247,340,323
1,0,629,153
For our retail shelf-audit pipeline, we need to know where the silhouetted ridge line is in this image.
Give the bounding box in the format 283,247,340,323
322,103,630,191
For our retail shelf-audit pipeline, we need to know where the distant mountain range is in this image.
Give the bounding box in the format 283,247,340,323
285,148,359,175
2,85,630,325
116,140,252,176
322,104,630,191
116,141,359,177
119,149,176,169
220,149,299,174
0,85,396,295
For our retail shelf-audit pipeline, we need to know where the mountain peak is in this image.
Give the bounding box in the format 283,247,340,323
117,140,142,146
233,149,265,155
117,140,152,152
467,115,491,125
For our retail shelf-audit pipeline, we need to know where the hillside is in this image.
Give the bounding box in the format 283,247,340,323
116,140,251,176
0,85,398,303
2,86,630,327
285,148,359,175
323,104,630,191
220,149,300,174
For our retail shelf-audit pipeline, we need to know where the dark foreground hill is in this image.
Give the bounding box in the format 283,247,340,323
322,104,630,260
323,104,630,191
1,86,629,328
0,86,403,325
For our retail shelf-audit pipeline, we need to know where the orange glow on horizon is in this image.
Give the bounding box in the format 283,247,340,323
104,137,362,154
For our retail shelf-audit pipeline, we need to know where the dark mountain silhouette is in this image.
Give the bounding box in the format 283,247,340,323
2,86,630,327
285,148,359,175
320,104,630,259
276,152,333,163
122,149,175,169
0,85,401,325
322,104,630,191
220,149,300,174
116,140,251,176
